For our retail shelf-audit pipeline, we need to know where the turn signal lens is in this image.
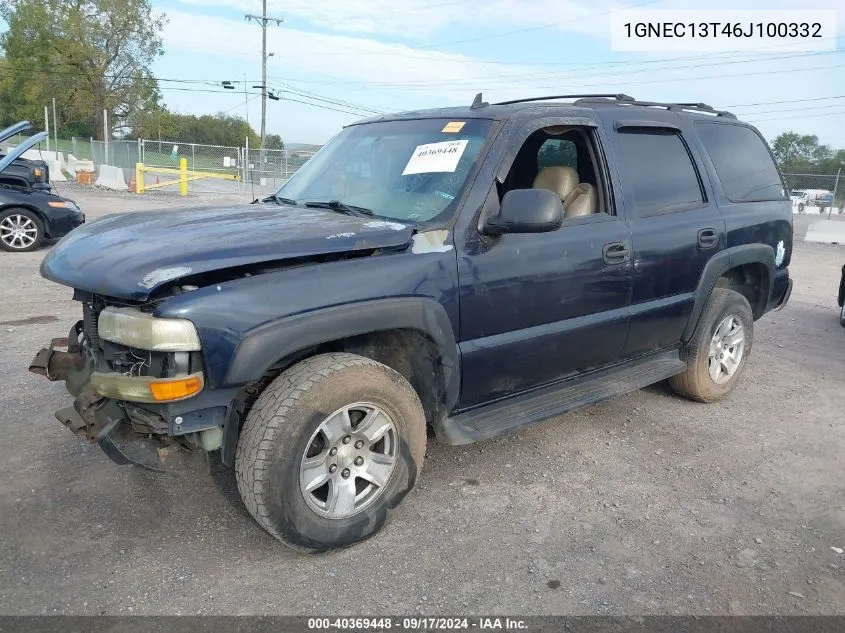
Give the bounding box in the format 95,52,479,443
150,375,204,401
90,371,204,403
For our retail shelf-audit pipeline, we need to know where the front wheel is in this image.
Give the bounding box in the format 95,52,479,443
235,353,426,551
670,288,754,403
797,203,805,214
839,300,845,328
0,208,44,252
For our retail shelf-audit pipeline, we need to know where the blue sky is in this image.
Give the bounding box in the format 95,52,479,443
151,0,845,147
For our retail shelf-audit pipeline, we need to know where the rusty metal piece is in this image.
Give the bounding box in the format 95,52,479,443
28,338,83,381
157,445,181,464
54,406,88,438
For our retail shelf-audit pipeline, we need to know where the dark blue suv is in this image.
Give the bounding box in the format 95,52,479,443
30,94,793,551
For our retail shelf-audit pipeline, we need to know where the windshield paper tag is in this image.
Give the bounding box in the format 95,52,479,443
402,140,468,175
442,121,466,133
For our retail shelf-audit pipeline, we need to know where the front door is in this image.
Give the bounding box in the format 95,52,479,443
455,120,632,409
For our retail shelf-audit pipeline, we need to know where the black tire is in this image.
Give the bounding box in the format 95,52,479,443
235,353,426,552
670,288,754,403
0,208,44,252
839,300,845,328
797,203,805,214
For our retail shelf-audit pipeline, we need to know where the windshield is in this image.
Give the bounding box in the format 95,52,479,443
277,118,493,223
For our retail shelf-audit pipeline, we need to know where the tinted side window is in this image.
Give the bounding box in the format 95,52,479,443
617,129,704,216
696,123,785,202
538,139,577,170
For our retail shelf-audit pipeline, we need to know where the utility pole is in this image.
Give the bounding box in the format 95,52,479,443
52,98,58,158
245,1,282,151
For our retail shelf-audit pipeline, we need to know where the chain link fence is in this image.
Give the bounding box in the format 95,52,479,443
782,172,843,215
2,132,317,195
140,140,244,194
81,139,318,195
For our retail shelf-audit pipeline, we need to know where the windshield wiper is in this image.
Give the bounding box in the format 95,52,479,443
262,194,298,206
304,200,374,218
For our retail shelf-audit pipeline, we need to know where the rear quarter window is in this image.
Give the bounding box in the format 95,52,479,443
696,122,785,203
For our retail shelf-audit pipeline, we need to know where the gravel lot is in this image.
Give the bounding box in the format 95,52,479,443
1,186,843,615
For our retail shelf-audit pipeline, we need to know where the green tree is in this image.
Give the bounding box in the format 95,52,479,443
265,134,284,150
0,0,166,140
771,132,833,172
127,110,261,147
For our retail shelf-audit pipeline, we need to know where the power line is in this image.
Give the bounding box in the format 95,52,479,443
724,95,845,108
274,49,840,90
0,62,382,117
731,104,845,117
297,0,662,60
746,110,845,123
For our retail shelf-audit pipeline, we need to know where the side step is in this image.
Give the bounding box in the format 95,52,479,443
437,349,686,445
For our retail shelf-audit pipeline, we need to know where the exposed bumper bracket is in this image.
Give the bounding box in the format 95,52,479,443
29,338,84,381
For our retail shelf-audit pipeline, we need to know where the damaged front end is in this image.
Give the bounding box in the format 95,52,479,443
30,297,222,472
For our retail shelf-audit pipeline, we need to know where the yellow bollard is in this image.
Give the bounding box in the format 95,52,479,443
135,163,144,194
180,158,188,196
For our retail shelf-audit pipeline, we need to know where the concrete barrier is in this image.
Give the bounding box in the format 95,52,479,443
95,164,128,191
21,149,64,167
805,220,845,245
67,155,95,175
46,158,66,181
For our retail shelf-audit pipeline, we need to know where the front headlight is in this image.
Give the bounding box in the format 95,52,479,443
47,200,78,210
98,307,201,352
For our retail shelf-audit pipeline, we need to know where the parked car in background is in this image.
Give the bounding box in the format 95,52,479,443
790,188,834,213
0,123,84,251
0,153,50,190
0,121,51,191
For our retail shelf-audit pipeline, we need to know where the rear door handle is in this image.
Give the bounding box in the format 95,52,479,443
698,228,718,249
602,242,629,265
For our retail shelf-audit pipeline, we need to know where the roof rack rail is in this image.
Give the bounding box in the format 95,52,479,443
493,93,634,106
573,97,736,119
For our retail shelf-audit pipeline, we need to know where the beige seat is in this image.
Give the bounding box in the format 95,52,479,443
532,166,597,218
532,166,579,202
563,183,596,217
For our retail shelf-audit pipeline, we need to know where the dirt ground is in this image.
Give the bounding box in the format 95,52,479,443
0,186,843,616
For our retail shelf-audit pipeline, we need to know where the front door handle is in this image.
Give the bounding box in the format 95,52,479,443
698,228,718,249
602,242,629,265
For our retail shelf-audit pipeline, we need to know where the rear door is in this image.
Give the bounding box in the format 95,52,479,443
692,121,793,308
600,112,726,356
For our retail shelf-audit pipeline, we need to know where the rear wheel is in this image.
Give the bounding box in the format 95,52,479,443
839,300,845,328
0,208,44,252
797,203,805,213
235,353,426,551
670,288,754,403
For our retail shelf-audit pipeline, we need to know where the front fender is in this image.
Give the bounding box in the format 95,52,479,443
225,297,461,411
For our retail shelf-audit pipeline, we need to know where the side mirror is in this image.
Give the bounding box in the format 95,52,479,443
483,188,563,235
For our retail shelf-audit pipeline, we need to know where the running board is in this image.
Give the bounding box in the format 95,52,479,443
437,349,686,445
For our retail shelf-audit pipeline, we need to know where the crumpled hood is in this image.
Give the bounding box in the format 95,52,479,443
40,203,414,300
